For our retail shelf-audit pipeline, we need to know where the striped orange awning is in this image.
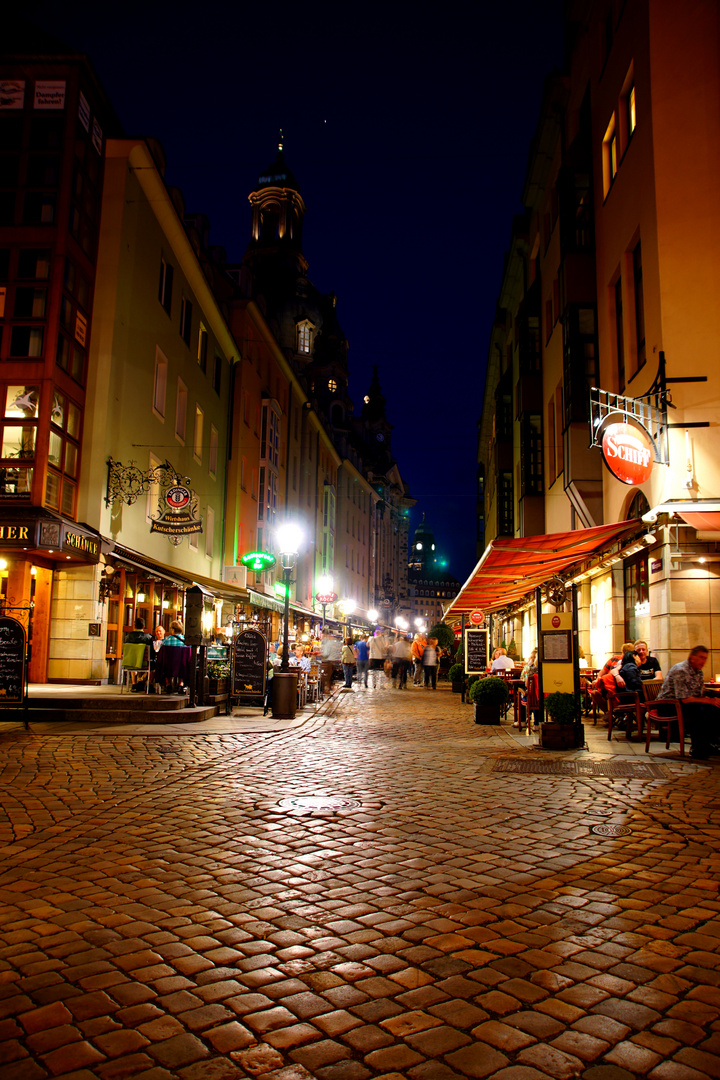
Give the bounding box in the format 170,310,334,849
444,520,641,621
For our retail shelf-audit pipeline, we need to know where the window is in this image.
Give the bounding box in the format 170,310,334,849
205,506,214,559
241,456,247,491
175,379,187,442
17,249,50,280
153,348,168,418
260,400,281,468
547,398,556,481
209,424,218,478
197,323,208,372
297,320,314,354
602,114,618,196
632,241,645,374
10,327,43,357
0,384,39,498
328,378,338,392
194,404,204,462
180,296,192,344
555,384,564,475
614,276,625,391
212,354,222,395
45,390,81,518
627,84,636,138
158,257,173,314
13,288,46,318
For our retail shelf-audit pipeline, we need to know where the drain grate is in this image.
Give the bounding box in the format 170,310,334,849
492,758,667,779
277,796,361,812
592,823,632,837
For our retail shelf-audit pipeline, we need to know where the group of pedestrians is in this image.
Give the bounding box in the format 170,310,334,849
338,628,442,691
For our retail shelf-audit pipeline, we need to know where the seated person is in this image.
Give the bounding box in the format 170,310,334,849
124,617,152,691
657,645,720,760
292,645,311,672
491,647,515,673
161,619,187,693
634,639,662,681
618,649,644,694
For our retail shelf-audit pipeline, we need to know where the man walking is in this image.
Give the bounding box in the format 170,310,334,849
354,634,370,687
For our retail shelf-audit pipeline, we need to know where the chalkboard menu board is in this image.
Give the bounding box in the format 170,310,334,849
464,628,488,674
0,616,26,705
233,628,266,698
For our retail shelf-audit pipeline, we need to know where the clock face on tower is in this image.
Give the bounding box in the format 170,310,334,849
376,432,385,442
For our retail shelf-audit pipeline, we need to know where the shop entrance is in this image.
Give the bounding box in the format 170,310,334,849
28,565,53,683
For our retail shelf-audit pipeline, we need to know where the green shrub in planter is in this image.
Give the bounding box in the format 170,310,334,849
541,691,584,749
468,675,509,725
448,663,464,690
544,692,580,724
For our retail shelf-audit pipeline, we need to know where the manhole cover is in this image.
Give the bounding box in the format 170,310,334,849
492,759,666,779
277,796,361,811
592,823,632,837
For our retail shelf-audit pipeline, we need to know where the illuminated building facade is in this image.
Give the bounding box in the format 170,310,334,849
477,0,720,672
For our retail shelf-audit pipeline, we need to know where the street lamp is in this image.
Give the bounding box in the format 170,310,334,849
342,598,356,637
272,523,304,720
367,608,378,623
276,522,303,672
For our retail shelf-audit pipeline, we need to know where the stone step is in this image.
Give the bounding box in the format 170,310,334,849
24,704,220,724
27,694,188,712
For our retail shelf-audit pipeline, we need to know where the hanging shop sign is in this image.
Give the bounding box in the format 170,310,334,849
469,610,484,625
315,591,338,605
601,421,654,486
241,550,276,573
150,482,203,539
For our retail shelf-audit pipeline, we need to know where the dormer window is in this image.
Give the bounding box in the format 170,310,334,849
297,320,314,354
328,379,338,392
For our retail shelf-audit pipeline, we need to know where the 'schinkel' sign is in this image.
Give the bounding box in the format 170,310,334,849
601,422,654,486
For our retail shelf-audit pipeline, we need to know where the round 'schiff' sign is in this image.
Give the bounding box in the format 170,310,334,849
601,423,654,486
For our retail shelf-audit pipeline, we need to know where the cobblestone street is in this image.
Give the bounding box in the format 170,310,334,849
1,684,720,1080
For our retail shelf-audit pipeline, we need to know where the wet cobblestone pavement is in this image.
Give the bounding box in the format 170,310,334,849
1,684,720,1080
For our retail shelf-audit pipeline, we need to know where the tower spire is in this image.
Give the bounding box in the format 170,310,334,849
278,128,284,152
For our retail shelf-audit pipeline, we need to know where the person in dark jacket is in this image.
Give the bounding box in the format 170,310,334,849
619,650,644,694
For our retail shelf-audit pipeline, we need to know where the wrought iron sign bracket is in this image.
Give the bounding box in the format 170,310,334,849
106,458,190,507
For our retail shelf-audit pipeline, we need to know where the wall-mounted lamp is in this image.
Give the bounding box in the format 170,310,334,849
98,564,115,602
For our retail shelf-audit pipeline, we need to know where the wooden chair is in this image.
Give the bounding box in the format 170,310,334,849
120,643,150,694
645,697,685,757
607,689,643,740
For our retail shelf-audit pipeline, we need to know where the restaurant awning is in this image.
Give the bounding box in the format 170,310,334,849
444,520,642,621
110,544,250,603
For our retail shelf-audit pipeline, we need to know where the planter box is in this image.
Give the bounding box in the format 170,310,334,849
208,678,228,694
451,681,463,694
474,704,502,725
540,722,585,750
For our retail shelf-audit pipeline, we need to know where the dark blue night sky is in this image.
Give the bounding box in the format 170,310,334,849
27,0,565,583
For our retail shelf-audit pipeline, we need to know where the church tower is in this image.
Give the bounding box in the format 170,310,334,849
244,132,307,277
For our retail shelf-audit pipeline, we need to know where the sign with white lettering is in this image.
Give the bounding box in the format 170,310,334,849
0,617,25,704
601,422,654,485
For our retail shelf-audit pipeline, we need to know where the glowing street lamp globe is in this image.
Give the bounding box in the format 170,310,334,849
367,608,378,622
276,522,304,560
316,574,334,595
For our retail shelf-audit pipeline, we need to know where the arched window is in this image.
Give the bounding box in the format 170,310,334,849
296,320,314,354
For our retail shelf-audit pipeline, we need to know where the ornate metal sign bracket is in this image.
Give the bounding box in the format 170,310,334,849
105,458,191,507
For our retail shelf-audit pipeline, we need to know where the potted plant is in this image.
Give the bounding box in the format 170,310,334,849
448,663,464,693
507,638,520,661
541,692,584,749
207,659,230,694
468,675,509,725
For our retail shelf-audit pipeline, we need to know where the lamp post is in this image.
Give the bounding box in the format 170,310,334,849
342,599,356,638
272,523,304,719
